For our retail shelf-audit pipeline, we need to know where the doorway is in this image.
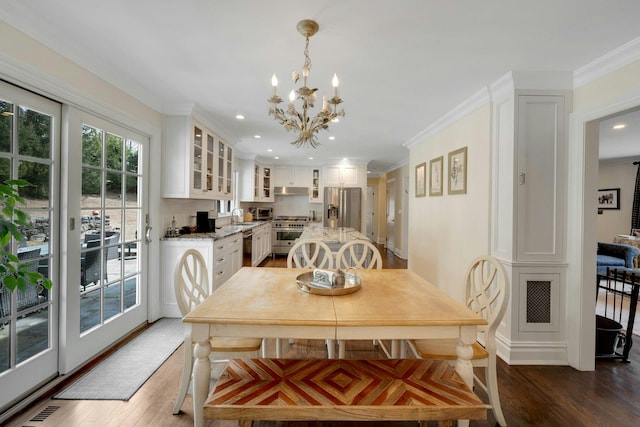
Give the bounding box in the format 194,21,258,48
568,92,640,371
386,178,396,252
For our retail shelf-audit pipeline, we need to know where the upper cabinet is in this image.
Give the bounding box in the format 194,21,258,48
238,159,273,202
323,164,362,187
273,166,312,188
310,168,321,202
162,115,233,200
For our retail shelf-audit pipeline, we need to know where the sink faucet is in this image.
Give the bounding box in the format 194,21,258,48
231,208,241,224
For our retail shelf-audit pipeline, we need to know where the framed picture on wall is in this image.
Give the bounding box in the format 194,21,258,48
597,188,620,209
448,146,467,195
429,156,443,196
415,162,426,197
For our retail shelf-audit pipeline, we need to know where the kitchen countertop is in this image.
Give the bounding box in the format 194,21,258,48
299,224,369,243
161,221,268,241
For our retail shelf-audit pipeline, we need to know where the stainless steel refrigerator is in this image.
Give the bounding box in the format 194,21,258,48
323,187,362,229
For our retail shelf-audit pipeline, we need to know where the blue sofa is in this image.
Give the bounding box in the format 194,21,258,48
597,242,640,276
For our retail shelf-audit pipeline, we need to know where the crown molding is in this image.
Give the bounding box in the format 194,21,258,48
574,36,640,88
403,87,490,149
0,52,159,137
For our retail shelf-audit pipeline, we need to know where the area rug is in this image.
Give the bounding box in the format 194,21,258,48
54,317,183,400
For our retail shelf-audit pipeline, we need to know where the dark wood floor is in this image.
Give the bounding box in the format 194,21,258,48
6,247,640,426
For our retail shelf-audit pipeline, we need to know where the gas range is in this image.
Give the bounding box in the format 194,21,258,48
272,216,310,229
272,216,310,255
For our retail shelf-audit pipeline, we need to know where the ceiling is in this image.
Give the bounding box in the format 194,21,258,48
2,1,640,174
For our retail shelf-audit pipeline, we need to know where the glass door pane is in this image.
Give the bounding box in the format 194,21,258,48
80,125,142,333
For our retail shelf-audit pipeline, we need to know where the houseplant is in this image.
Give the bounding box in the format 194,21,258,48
0,179,53,292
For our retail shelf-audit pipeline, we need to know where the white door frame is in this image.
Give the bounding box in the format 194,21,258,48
567,91,640,371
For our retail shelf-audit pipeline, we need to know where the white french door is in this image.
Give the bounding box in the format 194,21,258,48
61,108,149,373
0,81,60,410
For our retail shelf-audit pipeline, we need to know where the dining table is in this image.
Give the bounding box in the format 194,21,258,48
182,267,487,427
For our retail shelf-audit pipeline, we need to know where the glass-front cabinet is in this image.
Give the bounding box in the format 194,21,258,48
162,115,233,200
215,140,233,199
310,168,321,202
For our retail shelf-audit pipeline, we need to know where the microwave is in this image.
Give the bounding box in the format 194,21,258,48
256,207,273,220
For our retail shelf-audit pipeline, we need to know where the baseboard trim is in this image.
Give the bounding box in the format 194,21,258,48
496,334,569,366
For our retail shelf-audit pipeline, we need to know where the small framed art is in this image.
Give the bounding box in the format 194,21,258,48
448,146,467,195
429,156,443,196
415,162,426,197
597,188,620,210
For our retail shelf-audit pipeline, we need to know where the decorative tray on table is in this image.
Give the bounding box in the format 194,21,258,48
296,269,362,296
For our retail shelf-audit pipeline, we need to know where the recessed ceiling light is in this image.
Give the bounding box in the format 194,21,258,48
308,157,314,160
343,157,348,161
254,135,261,139
274,156,280,160
367,170,371,174
328,136,335,140
267,148,273,152
331,118,340,123
612,123,626,130
235,114,245,120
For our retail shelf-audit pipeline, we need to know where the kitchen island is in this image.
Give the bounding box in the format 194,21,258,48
299,224,369,249
296,224,374,269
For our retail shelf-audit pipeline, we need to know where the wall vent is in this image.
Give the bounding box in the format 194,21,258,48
526,280,551,323
29,405,60,422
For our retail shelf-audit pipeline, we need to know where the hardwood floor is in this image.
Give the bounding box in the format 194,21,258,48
6,248,640,426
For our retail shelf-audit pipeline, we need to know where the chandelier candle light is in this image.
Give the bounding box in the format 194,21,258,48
268,19,345,148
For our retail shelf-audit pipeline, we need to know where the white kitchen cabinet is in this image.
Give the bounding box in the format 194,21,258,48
323,164,361,187
212,233,243,288
310,168,321,202
238,159,273,202
162,115,233,200
273,166,311,188
250,223,271,266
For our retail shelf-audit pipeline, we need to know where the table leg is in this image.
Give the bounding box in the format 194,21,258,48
455,326,476,427
391,339,401,358
191,325,211,427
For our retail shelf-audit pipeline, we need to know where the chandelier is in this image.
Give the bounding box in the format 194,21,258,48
268,19,345,148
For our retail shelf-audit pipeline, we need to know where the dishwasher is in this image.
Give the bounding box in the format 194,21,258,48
242,229,253,266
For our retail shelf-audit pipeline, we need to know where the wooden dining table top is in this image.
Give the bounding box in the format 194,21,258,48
183,267,486,329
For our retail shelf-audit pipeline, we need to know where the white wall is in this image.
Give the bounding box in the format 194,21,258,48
408,105,491,302
597,161,638,241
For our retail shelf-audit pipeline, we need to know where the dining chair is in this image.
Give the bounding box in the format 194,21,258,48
287,238,334,269
407,255,510,427
285,239,334,357
335,239,382,270
172,249,262,415
335,240,383,358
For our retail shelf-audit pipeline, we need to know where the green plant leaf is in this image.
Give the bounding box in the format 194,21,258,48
3,275,17,291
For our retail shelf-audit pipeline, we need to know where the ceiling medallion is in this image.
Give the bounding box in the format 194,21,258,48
268,19,345,148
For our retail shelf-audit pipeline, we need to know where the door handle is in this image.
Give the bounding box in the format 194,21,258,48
145,213,152,243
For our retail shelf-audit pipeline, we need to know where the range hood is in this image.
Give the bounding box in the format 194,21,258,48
274,186,309,196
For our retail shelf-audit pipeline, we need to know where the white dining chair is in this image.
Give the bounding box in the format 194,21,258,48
172,249,262,415
285,239,335,358
407,255,510,427
335,240,383,358
287,238,334,269
335,239,383,270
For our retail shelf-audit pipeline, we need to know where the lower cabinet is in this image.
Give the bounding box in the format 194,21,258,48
251,223,272,266
212,234,243,288
160,233,242,317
